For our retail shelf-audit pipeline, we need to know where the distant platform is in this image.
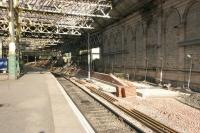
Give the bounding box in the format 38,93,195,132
0,71,90,133
0,73,8,81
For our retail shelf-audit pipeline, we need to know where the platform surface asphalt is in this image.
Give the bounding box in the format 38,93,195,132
0,71,86,133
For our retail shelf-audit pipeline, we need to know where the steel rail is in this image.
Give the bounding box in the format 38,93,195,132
56,75,139,133
72,77,179,133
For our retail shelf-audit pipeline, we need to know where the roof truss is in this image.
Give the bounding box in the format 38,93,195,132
0,0,112,47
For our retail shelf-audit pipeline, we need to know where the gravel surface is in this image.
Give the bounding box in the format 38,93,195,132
177,93,200,109
90,77,200,133
119,96,200,133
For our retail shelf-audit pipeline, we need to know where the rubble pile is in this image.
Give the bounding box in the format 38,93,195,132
26,60,51,68
35,60,51,68
27,59,136,97
50,65,80,77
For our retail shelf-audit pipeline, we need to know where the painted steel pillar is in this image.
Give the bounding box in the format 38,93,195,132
15,0,20,76
0,38,2,58
8,0,16,79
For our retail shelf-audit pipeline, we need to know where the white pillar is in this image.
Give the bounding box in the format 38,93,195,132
88,33,91,80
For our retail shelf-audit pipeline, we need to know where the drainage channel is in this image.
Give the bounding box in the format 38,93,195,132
56,76,141,133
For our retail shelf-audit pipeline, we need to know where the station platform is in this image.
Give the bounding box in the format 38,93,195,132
0,71,91,133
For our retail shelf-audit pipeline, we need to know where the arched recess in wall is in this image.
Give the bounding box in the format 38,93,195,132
183,1,200,71
146,18,158,68
135,22,145,68
123,26,129,67
108,31,114,67
184,1,200,40
113,29,121,51
103,33,108,52
113,29,122,66
112,31,117,66
126,25,136,67
164,8,181,70
103,33,109,66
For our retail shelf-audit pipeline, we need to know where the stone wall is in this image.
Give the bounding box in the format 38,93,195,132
101,0,200,90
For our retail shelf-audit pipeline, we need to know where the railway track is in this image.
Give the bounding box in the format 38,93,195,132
70,77,179,133
82,87,178,133
55,73,179,133
56,76,140,133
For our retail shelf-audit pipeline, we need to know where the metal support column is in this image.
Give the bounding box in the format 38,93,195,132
88,33,91,80
8,0,17,79
0,38,2,58
35,56,37,64
27,55,29,63
15,0,20,76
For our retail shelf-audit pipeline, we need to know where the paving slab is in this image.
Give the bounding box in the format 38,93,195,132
131,82,181,98
136,88,180,98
